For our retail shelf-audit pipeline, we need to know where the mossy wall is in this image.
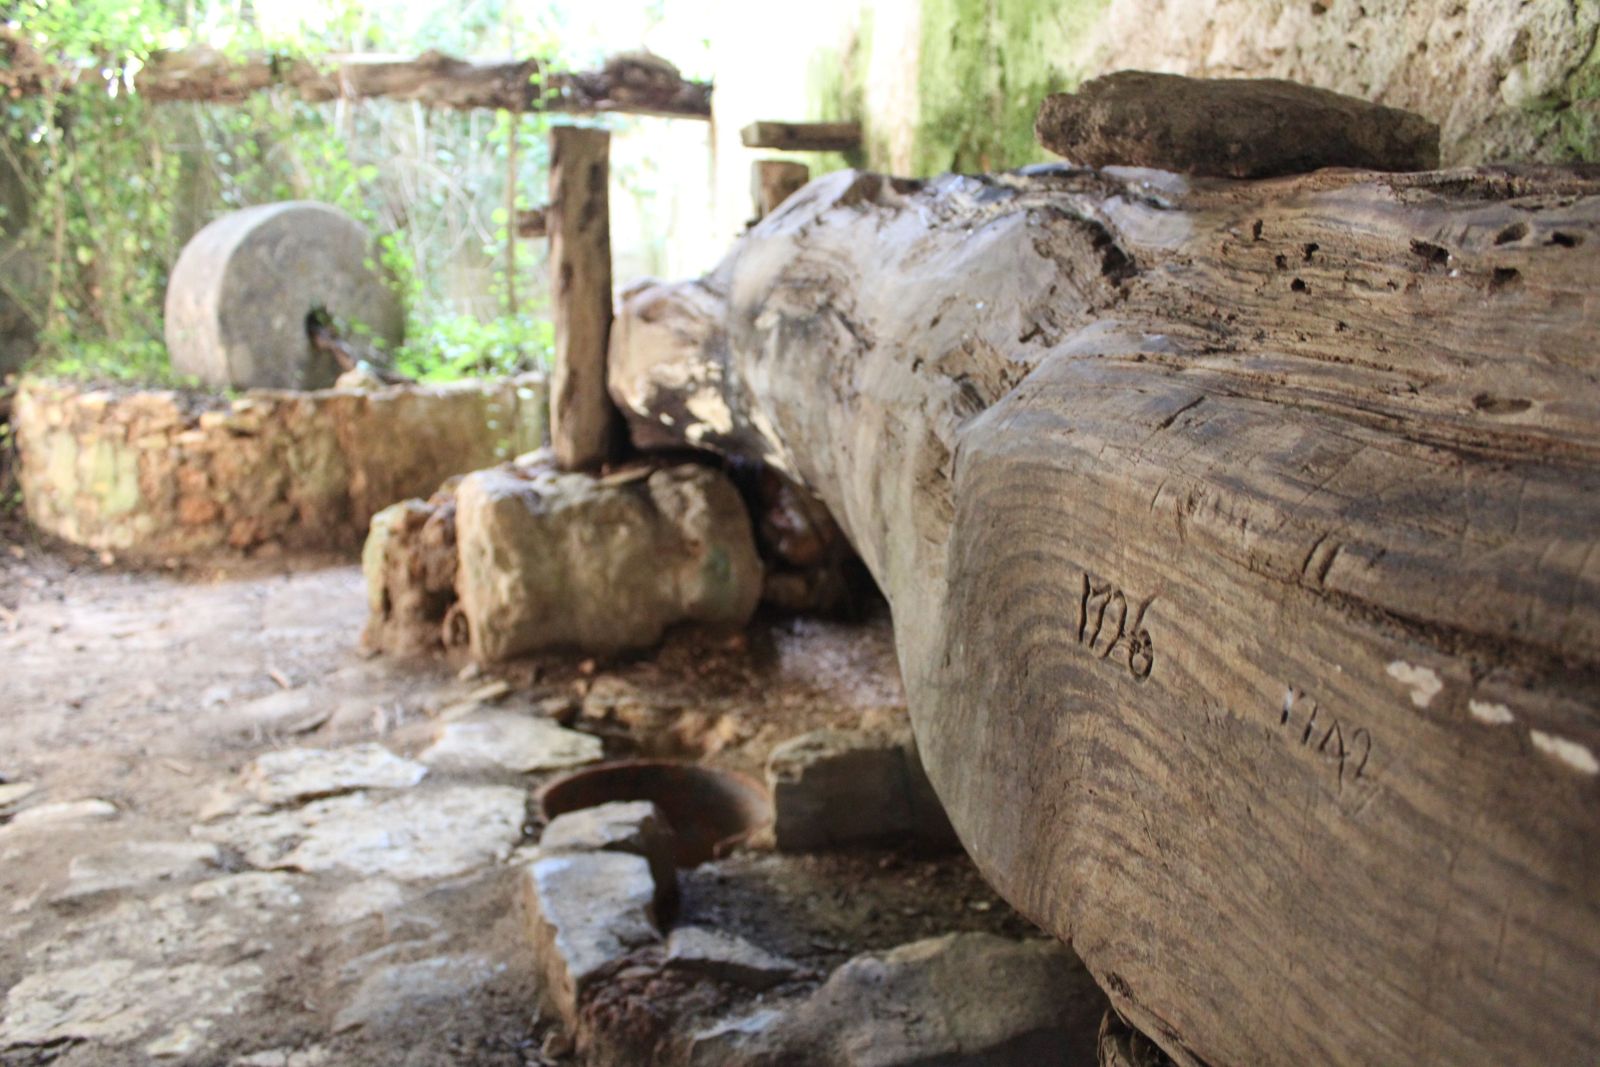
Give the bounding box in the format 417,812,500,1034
798,0,1599,182
913,0,1108,174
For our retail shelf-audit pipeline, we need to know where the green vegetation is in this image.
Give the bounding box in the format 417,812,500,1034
0,0,599,386
1543,6,1600,162
914,0,1108,175
804,12,872,176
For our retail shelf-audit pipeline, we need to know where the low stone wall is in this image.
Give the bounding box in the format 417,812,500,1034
13,374,547,557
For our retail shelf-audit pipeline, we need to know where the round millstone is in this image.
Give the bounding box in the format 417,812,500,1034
164,201,403,390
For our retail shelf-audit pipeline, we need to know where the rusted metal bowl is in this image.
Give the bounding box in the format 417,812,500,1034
538,759,772,867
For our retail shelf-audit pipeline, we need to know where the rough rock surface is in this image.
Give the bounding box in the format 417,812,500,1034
665,926,798,991
237,744,428,807
419,712,603,774
539,800,678,906
55,841,221,901
454,460,763,660
198,784,526,880
767,719,956,852
331,955,504,1034
164,201,402,390
520,851,664,1031
13,374,546,557
750,933,1105,1066
362,494,459,656
0,959,264,1047
1036,71,1440,177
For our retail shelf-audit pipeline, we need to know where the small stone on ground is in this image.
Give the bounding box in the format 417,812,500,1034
240,743,427,807
56,840,220,900
419,711,602,772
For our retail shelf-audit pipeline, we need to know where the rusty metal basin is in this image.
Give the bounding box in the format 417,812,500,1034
538,760,772,867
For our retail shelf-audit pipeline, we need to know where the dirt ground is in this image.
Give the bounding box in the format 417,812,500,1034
0,531,1030,1067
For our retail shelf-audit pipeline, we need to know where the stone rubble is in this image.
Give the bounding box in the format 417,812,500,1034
0,781,38,809
2,797,118,829
0,959,264,1047
331,954,505,1033
1099,1008,1179,1067
751,932,1106,1066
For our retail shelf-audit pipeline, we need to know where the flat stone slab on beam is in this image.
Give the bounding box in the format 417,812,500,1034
1035,70,1440,177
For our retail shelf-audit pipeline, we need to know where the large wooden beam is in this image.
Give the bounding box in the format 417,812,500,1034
0,34,711,119
609,164,1600,1067
549,126,621,471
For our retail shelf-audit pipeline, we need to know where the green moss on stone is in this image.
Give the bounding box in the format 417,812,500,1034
84,436,142,518
1521,5,1600,162
914,0,1109,175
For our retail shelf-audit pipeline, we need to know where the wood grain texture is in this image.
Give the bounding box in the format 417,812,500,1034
549,126,621,471
751,160,812,220
739,121,863,152
0,35,712,119
608,164,1600,1067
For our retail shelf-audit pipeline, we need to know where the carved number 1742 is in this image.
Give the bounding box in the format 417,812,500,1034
1078,572,1155,681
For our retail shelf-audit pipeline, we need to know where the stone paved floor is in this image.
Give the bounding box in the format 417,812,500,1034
0,543,912,1067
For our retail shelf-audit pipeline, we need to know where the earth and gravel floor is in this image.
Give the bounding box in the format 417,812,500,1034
0,530,1036,1067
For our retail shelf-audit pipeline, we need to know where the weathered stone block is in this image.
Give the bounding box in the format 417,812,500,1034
539,800,678,913
520,851,663,1031
453,461,762,661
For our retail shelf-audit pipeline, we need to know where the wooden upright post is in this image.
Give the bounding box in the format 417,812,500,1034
751,160,810,220
548,126,621,470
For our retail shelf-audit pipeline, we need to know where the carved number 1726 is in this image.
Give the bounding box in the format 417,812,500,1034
1078,572,1155,681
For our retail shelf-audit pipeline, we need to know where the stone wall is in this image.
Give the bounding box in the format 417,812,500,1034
1083,0,1600,167
13,374,546,557
794,0,1598,185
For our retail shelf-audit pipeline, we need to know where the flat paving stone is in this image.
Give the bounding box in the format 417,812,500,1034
419,712,602,773
199,785,526,881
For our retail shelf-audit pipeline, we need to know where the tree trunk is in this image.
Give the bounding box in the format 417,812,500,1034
608,164,1600,1067
549,126,621,471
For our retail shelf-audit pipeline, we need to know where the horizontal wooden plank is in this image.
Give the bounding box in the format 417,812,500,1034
739,121,862,151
